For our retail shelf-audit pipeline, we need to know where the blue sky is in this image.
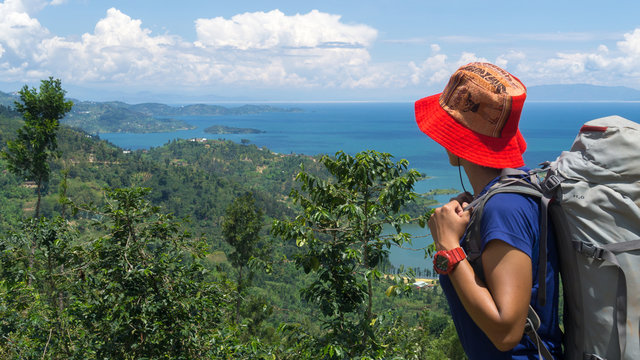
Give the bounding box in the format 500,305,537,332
1,0,640,102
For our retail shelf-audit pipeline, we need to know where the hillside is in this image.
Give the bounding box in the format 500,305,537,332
65,101,197,133
0,106,456,359
122,102,303,116
0,90,302,134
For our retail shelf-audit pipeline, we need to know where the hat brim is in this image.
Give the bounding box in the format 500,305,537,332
415,94,526,169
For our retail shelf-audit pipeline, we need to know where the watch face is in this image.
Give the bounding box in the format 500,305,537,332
435,254,449,271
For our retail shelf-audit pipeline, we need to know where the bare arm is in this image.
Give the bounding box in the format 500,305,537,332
428,201,532,351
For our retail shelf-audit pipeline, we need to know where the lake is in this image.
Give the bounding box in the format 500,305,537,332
101,101,640,269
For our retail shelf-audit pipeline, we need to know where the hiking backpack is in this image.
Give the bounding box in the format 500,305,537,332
462,115,640,360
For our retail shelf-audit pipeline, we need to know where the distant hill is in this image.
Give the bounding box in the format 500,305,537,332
65,101,197,134
527,84,640,101
111,102,302,117
0,90,17,107
0,90,302,134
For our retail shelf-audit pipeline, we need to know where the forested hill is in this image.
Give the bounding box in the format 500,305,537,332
119,102,303,116
0,111,325,232
0,107,461,359
0,90,301,134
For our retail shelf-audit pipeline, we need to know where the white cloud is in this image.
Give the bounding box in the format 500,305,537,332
5,0,640,99
617,28,640,56
0,0,49,58
408,46,489,86
409,54,447,85
408,27,640,91
514,27,640,87
456,52,487,66
3,0,48,13
495,51,526,69
191,9,381,89
194,9,377,50
0,4,386,92
34,8,181,83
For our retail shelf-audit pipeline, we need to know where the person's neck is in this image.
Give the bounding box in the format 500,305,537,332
461,161,501,197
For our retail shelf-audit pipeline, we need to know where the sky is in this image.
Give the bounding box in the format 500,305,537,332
2,0,640,103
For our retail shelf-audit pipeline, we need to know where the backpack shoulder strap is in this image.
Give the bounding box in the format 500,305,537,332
463,169,552,305
525,305,555,360
463,168,557,359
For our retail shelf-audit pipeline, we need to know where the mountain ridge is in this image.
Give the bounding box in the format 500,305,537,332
526,84,640,101
0,91,302,133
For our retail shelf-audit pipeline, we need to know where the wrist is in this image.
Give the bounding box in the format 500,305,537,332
433,247,467,275
435,235,462,252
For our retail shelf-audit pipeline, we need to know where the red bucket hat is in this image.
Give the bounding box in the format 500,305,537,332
414,62,527,168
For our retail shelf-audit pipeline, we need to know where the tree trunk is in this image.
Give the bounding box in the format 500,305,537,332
35,180,42,218
236,265,243,324
367,277,373,322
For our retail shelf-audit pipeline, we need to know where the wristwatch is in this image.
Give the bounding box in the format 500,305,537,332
433,247,466,275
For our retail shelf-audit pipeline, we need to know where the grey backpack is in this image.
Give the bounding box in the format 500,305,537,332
463,115,640,360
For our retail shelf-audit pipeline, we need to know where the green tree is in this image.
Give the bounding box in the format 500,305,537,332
69,187,227,359
1,77,73,218
272,150,427,358
0,215,88,359
222,192,266,323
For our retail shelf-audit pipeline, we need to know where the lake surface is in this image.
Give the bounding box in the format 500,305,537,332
101,101,640,269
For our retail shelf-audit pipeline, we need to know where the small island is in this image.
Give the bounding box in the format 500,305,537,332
423,188,459,196
203,124,265,134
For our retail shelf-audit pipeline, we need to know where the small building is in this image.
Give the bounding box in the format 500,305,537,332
21,181,37,189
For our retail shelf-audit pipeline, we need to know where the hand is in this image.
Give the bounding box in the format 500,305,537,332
428,200,471,251
450,191,473,206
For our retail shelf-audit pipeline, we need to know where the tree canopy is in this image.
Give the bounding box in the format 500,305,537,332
0,80,465,359
1,77,73,217
272,150,431,357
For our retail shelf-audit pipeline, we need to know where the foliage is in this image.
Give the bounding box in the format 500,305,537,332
0,89,468,358
1,78,73,217
0,216,83,359
0,188,234,359
69,187,228,358
204,124,265,134
272,150,430,358
64,101,196,134
222,192,269,323
62,101,300,134
0,104,19,118
223,192,267,271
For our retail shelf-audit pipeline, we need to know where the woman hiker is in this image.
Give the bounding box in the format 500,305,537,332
414,62,563,359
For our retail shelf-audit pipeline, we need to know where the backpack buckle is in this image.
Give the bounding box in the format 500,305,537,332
542,174,563,193
575,242,605,260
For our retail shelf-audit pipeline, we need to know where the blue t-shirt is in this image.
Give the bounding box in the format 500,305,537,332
439,176,563,359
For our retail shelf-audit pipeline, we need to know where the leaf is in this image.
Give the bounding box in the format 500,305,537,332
296,237,306,247
310,256,320,271
385,285,396,297
370,317,378,326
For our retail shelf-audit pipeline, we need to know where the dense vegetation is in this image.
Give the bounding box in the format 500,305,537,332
0,82,465,359
65,102,196,134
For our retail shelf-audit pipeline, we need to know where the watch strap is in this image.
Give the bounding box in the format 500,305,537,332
434,247,467,275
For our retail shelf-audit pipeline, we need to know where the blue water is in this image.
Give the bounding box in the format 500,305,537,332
101,101,640,269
